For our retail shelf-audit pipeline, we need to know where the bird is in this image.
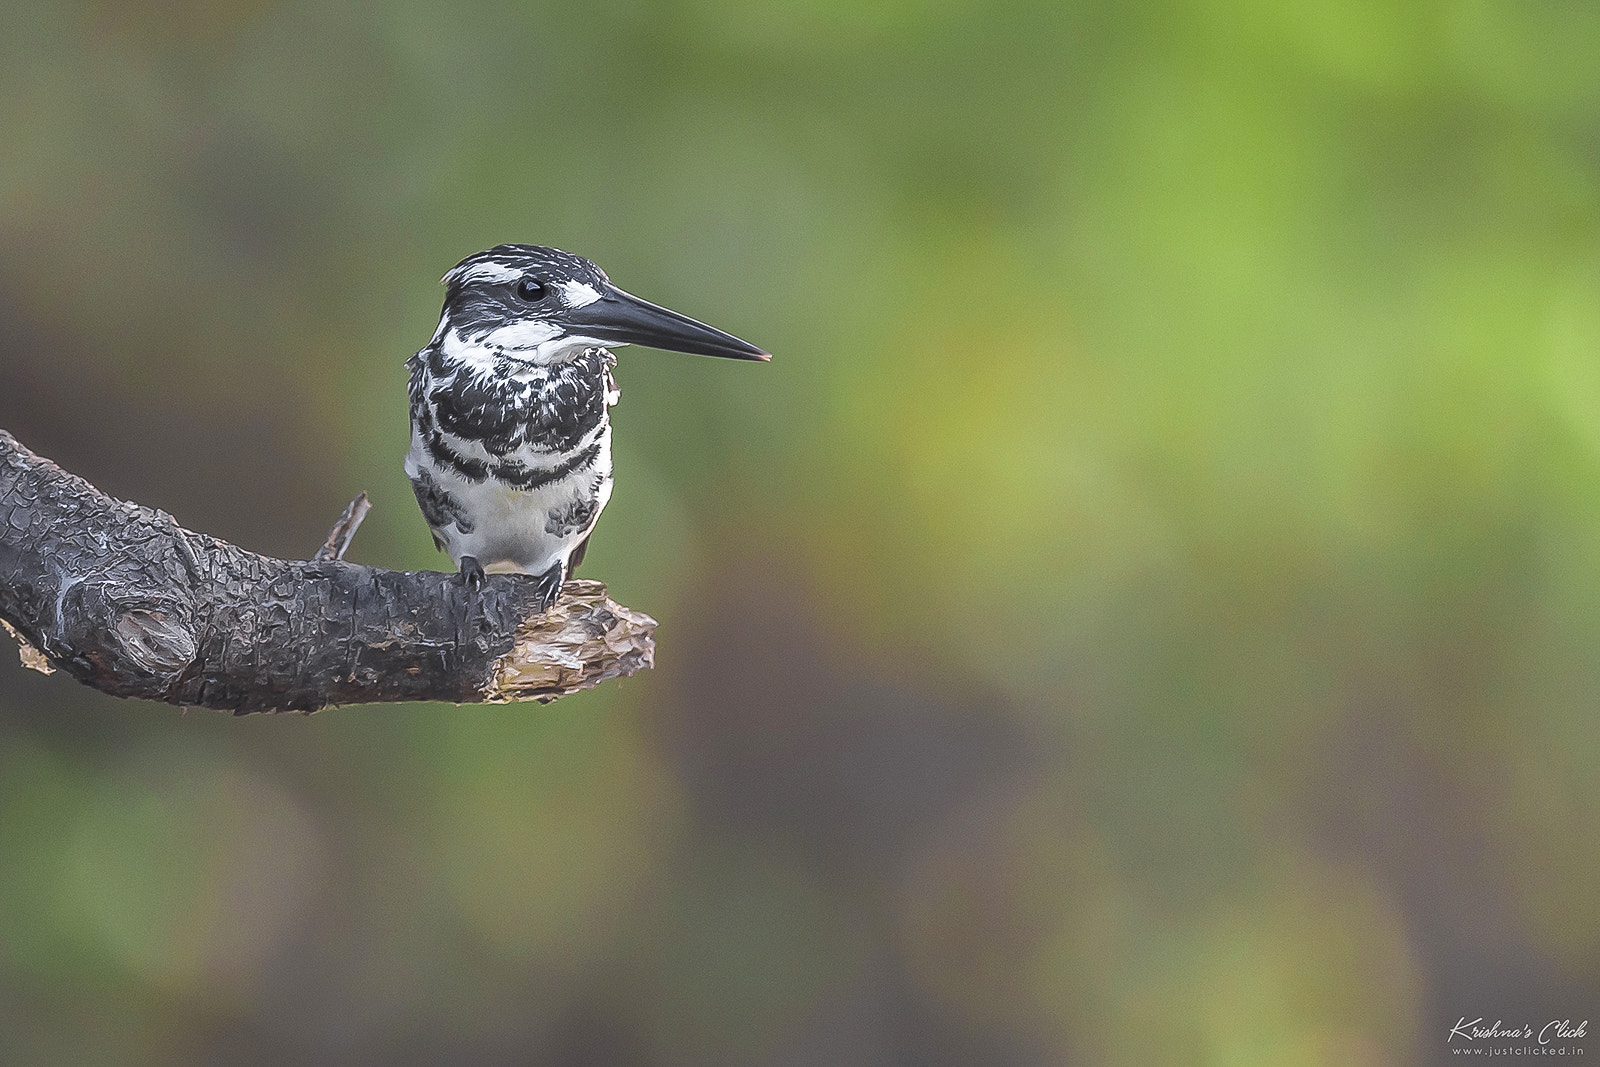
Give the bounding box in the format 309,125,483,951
405,244,769,610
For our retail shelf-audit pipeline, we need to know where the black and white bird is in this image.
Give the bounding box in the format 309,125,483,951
405,244,769,609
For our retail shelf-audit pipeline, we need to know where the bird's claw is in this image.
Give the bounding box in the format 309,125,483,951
532,561,565,613
458,555,487,592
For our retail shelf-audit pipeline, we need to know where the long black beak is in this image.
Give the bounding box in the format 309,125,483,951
565,285,771,361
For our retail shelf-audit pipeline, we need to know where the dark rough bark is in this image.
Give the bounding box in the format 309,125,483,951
0,430,655,714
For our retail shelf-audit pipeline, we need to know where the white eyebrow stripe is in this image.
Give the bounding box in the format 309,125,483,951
560,281,603,308
446,260,522,285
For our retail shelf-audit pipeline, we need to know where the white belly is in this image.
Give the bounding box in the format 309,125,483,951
404,425,613,575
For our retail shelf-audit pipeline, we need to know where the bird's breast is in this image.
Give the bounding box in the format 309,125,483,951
415,344,616,460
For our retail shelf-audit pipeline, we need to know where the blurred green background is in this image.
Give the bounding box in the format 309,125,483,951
2,0,1598,1063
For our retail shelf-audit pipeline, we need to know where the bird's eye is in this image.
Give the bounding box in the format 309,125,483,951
516,278,547,301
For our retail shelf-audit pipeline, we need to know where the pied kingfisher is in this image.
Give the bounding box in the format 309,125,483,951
405,244,769,609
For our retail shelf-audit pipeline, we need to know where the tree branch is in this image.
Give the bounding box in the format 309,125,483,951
0,430,655,714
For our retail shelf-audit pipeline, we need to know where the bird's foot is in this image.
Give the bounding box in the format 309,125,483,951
458,555,487,592
532,561,565,613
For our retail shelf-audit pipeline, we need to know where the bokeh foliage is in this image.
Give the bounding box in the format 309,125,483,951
2,0,1598,1063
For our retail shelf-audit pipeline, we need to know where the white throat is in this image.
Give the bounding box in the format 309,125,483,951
437,322,617,369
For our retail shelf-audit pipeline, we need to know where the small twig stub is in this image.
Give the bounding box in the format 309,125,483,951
315,491,372,562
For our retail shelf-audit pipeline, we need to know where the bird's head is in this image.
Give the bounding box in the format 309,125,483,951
433,244,770,365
